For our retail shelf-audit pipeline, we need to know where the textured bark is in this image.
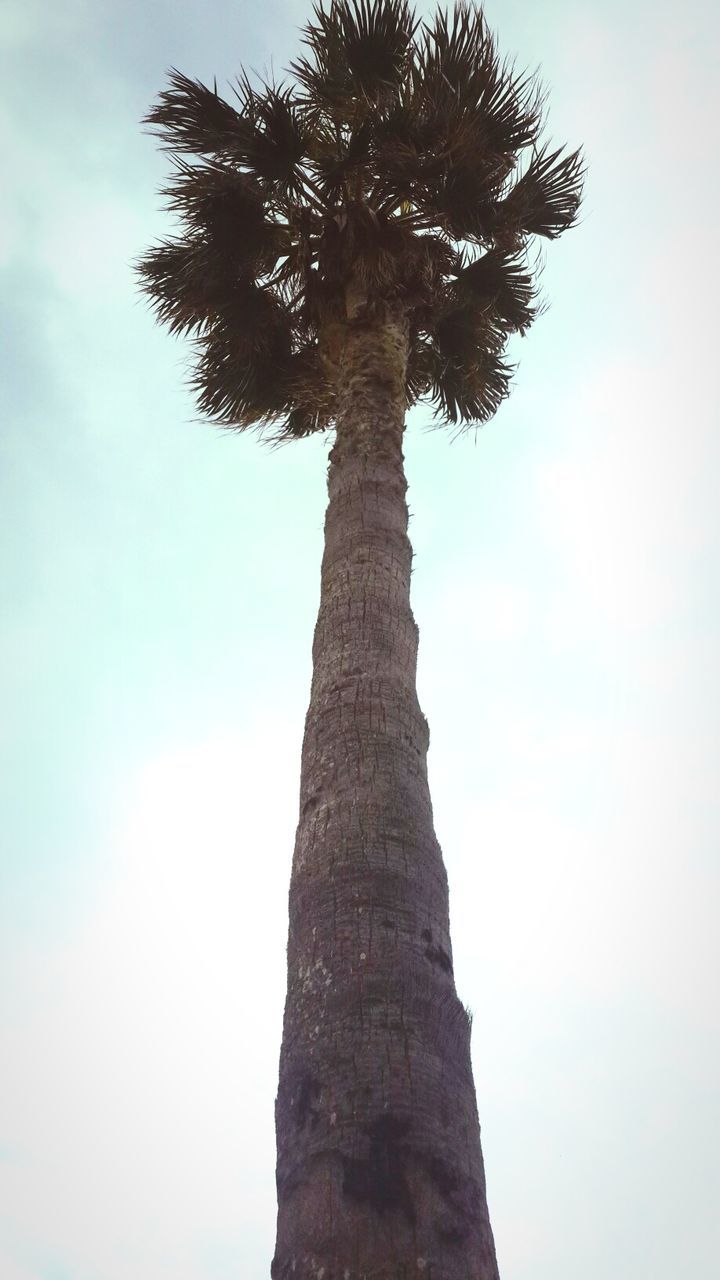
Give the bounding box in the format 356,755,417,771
273,304,500,1280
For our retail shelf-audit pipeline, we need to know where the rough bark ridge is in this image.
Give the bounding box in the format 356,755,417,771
273,305,500,1280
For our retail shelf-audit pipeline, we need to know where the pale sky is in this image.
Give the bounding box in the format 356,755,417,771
1,1,719,1277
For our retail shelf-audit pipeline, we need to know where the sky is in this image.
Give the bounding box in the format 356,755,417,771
1,0,719,1276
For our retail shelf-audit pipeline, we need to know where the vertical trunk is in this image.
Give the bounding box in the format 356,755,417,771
273,305,500,1280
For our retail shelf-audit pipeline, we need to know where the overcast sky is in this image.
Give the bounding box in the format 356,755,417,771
2,0,719,1277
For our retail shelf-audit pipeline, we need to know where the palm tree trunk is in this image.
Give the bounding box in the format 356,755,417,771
273,305,500,1280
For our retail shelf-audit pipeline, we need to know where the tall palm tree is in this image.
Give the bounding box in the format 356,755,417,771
138,2,582,1274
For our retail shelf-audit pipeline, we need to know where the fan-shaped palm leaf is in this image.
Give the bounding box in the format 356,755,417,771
454,249,538,333
311,117,375,200
137,238,229,335
162,159,287,269
293,0,417,114
193,314,294,427
493,144,584,241
144,68,251,157
234,80,312,193
426,341,513,424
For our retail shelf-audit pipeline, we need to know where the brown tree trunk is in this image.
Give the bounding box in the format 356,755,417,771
273,304,500,1280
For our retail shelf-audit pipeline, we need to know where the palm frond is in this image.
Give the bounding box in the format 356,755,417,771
431,167,494,240
136,238,229,335
371,97,475,211
192,312,294,428
426,342,513,425
215,281,293,349
494,144,584,241
404,232,461,303
415,294,512,425
311,117,375,200
300,264,347,330
144,69,250,156
406,334,434,403
273,344,336,439
435,300,502,364
379,5,545,238
273,405,326,440
137,236,294,344
414,5,541,160
454,249,538,333
293,0,417,113
231,78,312,193
370,93,511,240
161,159,287,271
478,59,543,158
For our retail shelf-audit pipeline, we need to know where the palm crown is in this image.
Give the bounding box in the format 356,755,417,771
138,0,583,440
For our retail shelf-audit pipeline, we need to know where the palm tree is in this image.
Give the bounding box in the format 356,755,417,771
138,2,582,1274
